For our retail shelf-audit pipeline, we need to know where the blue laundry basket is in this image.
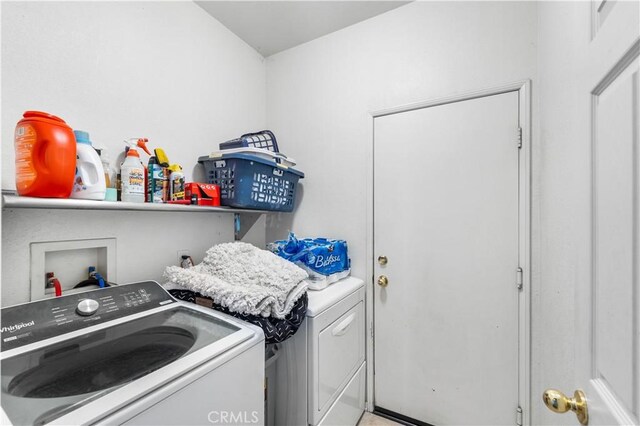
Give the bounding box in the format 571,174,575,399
198,153,304,212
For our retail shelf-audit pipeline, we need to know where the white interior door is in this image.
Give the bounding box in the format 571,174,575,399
587,55,639,425
539,1,639,425
582,1,640,424
373,91,522,425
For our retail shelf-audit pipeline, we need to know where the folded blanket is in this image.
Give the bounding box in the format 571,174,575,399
163,242,308,318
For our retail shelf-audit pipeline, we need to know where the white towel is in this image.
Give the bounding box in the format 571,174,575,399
163,242,308,318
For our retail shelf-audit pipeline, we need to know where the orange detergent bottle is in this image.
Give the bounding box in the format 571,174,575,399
14,111,77,198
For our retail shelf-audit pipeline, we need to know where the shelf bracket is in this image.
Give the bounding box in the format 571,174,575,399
234,212,265,242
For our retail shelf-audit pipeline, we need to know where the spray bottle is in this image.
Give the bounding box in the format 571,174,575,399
121,138,150,203
98,148,116,188
98,148,118,201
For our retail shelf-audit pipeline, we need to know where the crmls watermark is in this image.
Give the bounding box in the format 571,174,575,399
207,411,260,424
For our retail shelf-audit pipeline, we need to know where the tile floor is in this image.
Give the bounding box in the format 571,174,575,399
358,412,403,425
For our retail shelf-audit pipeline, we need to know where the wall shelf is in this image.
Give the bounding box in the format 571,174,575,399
1,192,268,215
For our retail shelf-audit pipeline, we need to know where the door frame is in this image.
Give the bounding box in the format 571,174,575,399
365,80,532,424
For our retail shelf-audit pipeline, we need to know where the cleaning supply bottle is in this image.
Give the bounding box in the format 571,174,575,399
147,156,166,203
98,148,116,188
169,164,185,201
70,131,106,200
14,111,76,198
152,147,170,202
121,138,150,203
98,148,118,201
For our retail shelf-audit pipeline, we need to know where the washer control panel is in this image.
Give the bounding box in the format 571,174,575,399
0,281,175,351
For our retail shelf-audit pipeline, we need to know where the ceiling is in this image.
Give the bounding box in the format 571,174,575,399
196,1,411,57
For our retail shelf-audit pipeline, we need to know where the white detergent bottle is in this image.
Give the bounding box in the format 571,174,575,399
121,138,150,203
70,130,107,200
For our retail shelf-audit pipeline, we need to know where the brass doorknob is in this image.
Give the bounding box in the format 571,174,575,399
378,275,389,287
543,389,588,425
378,255,388,266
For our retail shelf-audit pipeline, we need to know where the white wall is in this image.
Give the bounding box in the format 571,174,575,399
265,0,544,422
1,1,266,306
2,1,265,186
266,1,537,276
1,209,234,306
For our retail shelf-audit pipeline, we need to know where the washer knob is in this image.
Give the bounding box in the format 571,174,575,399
76,299,99,316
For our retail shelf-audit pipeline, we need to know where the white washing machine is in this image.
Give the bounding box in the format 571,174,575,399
0,281,265,426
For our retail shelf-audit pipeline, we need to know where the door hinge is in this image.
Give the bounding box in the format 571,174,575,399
517,127,523,149
516,267,523,290
370,324,374,339
516,406,523,426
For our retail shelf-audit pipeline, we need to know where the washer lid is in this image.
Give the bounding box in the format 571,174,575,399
0,303,250,426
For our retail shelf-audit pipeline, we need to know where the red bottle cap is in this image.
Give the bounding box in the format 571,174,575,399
23,111,66,123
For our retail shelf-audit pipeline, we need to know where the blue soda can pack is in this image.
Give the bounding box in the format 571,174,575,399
269,233,350,290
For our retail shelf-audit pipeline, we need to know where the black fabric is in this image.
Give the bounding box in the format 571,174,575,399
168,289,307,344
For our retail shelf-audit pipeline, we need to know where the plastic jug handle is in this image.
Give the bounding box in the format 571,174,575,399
34,137,51,174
